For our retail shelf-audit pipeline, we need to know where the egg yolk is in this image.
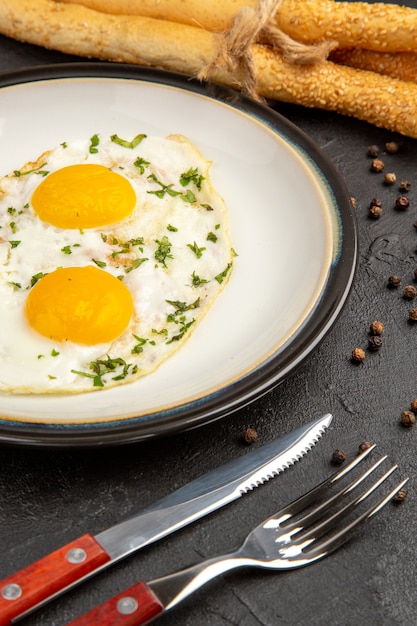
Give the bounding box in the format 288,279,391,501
25,266,133,345
31,163,136,229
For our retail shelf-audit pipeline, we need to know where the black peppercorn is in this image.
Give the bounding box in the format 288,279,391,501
371,158,384,172
332,449,347,464
368,336,382,351
384,172,396,185
388,274,402,288
404,285,417,299
399,180,411,192
409,307,417,322
243,427,258,444
367,145,379,158
358,440,372,453
369,198,382,208
411,399,417,412
351,347,366,363
400,410,416,426
385,141,399,154
370,320,384,335
395,195,410,210
392,487,408,503
369,205,382,219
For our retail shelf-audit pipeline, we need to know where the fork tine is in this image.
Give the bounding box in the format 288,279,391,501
294,463,398,543
304,477,409,559
276,444,376,523
285,455,390,533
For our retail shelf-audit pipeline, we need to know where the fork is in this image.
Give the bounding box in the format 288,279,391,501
68,446,407,626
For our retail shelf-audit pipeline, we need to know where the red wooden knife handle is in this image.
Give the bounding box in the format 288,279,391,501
0,533,110,626
68,581,164,625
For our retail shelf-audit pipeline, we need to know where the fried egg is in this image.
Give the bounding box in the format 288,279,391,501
0,133,235,393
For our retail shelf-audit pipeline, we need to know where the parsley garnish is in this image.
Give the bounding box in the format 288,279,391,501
180,167,205,190
89,134,100,154
13,163,48,177
125,257,148,273
111,133,147,149
154,236,173,267
9,240,21,249
30,272,47,287
133,157,150,174
61,245,72,255
206,232,218,243
191,271,208,287
72,355,135,387
147,174,196,203
8,281,21,290
166,297,200,317
92,258,106,268
187,242,206,258
215,262,233,284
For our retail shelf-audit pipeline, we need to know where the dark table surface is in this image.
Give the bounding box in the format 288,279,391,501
1,2,416,625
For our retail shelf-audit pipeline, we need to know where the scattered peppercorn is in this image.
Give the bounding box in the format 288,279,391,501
368,335,383,351
400,410,416,427
351,347,366,363
395,195,410,210
331,449,347,464
369,197,382,208
385,141,399,154
411,399,417,412
399,180,411,192
371,158,384,172
384,172,396,185
369,205,382,219
367,144,379,157
409,307,417,322
404,285,417,299
370,320,384,335
358,440,372,453
242,427,258,444
392,487,408,503
388,274,402,288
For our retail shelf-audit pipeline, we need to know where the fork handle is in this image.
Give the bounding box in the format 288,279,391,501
68,553,253,625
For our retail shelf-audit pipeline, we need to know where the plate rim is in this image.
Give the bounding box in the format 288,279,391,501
0,62,358,447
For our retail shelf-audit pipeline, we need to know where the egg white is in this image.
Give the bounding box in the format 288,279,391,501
0,133,235,393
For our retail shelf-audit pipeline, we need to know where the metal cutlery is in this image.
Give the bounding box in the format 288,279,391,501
68,445,408,625
0,414,332,625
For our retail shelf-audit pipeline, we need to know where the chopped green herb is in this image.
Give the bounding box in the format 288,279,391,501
8,281,21,290
131,334,147,354
180,167,205,190
191,271,208,287
37,354,44,359
231,248,239,257
201,203,214,211
133,157,150,174
101,233,107,242
206,231,218,243
30,272,47,287
154,236,173,267
166,297,200,317
111,133,147,149
7,207,16,215
9,222,17,234
215,262,233,284
89,134,100,154
92,258,107,268
48,375,57,380
181,189,197,204
167,224,178,232
215,224,220,230
13,163,49,177
125,257,148,273
187,241,206,258
9,240,21,249
51,349,60,357
61,141,68,148
72,355,134,387
61,245,72,255
167,317,195,344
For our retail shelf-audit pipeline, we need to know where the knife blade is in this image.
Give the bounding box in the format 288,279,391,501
0,413,332,625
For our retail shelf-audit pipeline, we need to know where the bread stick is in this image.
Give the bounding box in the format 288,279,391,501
58,0,417,53
1,0,417,138
329,48,417,84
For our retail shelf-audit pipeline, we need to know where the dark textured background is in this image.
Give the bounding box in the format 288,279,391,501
1,1,417,624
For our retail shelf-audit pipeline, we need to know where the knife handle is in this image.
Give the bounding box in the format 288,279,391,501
67,581,164,625
0,533,111,626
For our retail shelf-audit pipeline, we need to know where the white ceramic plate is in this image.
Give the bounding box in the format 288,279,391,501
0,64,357,446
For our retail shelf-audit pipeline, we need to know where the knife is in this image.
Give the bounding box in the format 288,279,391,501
0,413,332,625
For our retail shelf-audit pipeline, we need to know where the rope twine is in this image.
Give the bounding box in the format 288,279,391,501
197,0,337,100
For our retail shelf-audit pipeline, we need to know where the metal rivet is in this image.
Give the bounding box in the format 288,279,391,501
117,596,139,615
66,548,87,564
2,583,22,600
